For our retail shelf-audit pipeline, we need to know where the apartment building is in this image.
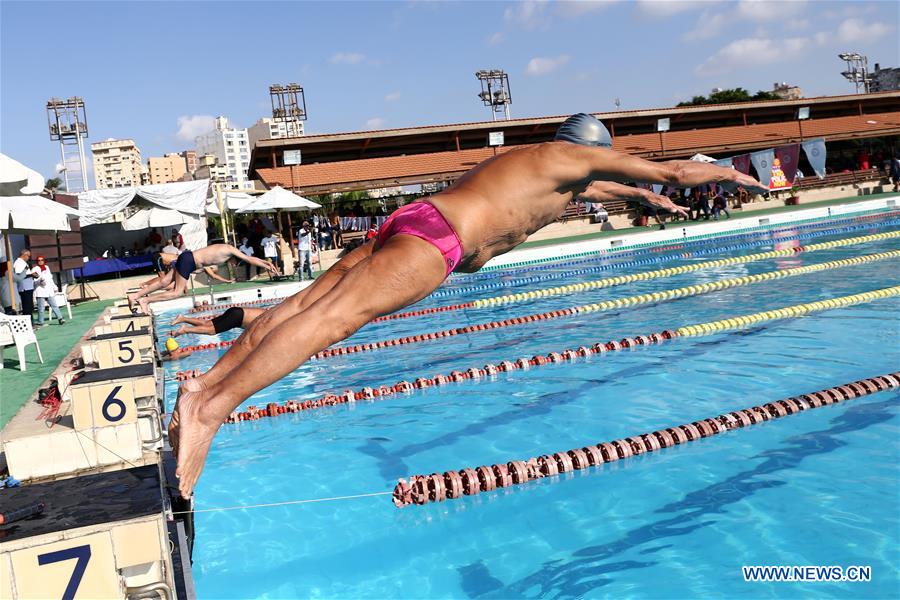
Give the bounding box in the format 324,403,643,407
91,138,144,189
194,116,253,190
247,117,304,149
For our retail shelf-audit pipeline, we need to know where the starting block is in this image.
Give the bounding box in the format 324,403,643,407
0,464,193,600
3,364,163,482
105,314,152,334
82,328,154,369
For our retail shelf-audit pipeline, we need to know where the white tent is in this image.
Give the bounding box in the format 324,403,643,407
205,191,257,215
0,196,81,233
235,186,320,213
77,179,209,226
690,153,718,163
122,207,194,231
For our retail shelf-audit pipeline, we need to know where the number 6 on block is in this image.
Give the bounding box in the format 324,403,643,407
92,383,136,427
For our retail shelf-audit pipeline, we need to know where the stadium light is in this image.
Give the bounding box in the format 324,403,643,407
475,70,512,121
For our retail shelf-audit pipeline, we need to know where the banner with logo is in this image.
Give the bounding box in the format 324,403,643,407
802,138,827,179
732,154,751,175
775,144,801,186
750,149,775,188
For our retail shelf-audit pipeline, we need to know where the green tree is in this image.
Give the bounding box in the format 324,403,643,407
45,177,65,192
677,87,780,106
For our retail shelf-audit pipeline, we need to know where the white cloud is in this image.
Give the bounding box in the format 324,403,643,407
488,31,504,45
556,0,618,17
330,52,367,65
813,31,830,46
504,0,549,29
176,115,216,142
695,36,809,76
365,117,385,129
636,0,707,18
737,0,806,21
525,55,570,76
786,18,810,30
384,91,401,102
836,18,892,43
682,10,730,41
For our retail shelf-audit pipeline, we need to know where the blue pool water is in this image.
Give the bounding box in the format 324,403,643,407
159,213,900,598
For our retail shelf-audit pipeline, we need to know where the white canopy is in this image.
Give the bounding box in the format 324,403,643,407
122,207,194,231
205,191,257,215
0,153,46,196
0,195,82,233
78,179,209,225
690,153,718,163
236,186,320,213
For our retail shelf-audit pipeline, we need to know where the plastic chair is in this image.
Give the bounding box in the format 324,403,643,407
0,315,44,371
44,283,73,320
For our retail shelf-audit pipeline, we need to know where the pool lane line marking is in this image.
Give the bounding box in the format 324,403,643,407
220,285,900,425
171,491,393,515
175,245,900,358
183,213,900,316
392,372,900,507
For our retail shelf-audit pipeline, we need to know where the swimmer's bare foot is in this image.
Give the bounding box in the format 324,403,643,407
126,293,137,311
173,325,188,337
171,383,222,498
138,297,151,315
172,314,187,325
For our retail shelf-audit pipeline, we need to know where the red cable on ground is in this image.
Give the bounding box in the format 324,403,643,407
391,372,900,507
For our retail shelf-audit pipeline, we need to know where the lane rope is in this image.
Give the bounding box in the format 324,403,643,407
391,372,900,507
219,285,900,424
175,247,900,357
183,213,899,315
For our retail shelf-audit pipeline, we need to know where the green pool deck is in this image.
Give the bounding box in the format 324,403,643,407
517,192,898,251
0,300,114,429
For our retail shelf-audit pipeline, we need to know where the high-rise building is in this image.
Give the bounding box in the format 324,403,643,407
91,138,143,189
247,117,304,149
194,116,253,190
180,150,198,175
147,153,188,185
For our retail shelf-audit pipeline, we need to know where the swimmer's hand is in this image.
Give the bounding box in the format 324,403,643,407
721,171,768,196
638,191,689,218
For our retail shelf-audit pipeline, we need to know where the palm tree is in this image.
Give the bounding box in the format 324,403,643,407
45,177,65,194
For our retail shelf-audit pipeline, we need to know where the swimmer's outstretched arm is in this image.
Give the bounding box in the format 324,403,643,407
228,246,279,275
579,181,688,218
580,147,768,195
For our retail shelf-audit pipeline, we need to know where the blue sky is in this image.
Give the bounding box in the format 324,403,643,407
2,0,897,182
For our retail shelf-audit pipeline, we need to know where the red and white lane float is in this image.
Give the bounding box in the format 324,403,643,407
391,373,900,507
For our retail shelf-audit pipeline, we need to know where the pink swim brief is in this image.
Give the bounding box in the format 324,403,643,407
376,201,464,277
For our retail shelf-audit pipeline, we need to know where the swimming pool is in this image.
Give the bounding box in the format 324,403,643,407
160,211,900,598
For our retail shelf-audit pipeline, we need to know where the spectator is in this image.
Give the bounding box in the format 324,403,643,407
261,230,280,277
0,262,14,314
296,221,314,280
13,248,36,322
31,255,65,327
673,189,691,221
891,154,900,192
145,228,162,250
690,187,711,221
238,237,255,280
170,229,185,251
712,190,731,220
330,214,343,249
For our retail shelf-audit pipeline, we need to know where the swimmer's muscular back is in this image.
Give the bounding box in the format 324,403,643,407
428,142,654,272
191,244,243,267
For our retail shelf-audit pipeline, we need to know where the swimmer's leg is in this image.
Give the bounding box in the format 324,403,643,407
172,315,207,326
173,323,216,337
193,241,375,391
172,235,446,497
128,270,173,309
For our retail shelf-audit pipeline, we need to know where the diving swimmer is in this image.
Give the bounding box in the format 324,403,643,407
171,306,265,337
128,244,278,314
170,113,768,497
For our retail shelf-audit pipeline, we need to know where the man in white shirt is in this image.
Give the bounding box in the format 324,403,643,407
13,248,36,322
261,230,280,278
238,237,255,280
296,222,313,280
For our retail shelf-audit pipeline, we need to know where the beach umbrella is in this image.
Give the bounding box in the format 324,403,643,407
0,153,45,196
237,186,321,252
0,195,82,310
